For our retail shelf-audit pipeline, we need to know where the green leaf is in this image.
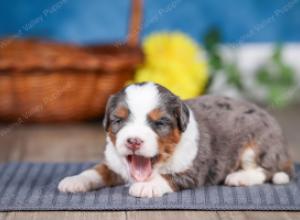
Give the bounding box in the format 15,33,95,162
256,68,272,85
225,63,243,90
203,27,221,52
272,44,283,64
269,85,291,108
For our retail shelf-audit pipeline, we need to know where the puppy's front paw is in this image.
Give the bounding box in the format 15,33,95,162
58,175,92,193
129,175,173,198
58,169,103,193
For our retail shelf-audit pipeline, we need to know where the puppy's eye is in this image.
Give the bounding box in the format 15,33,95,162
112,117,124,124
153,118,170,128
154,120,165,127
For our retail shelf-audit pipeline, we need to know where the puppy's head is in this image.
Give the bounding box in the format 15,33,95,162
103,82,190,181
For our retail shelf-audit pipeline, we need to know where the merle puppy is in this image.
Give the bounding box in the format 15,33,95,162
58,82,293,198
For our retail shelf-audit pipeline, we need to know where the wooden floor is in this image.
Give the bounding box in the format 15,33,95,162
0,106,300,219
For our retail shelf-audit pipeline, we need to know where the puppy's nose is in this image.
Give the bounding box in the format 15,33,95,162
126,137,143,150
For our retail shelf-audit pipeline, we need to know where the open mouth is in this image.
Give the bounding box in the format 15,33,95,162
127,155,158,182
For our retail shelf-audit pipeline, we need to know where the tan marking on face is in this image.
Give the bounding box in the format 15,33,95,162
148,108,181,163
157,128,181,163
115,106,129,118
148,108,163,121
108,106,129,145
108,128,116,145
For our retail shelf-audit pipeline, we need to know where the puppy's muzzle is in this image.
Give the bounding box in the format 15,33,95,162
126,137,144,151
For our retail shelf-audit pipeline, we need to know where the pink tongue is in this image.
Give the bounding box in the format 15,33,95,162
129,155,152,182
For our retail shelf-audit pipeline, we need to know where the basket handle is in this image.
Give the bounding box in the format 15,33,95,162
127,0,143,47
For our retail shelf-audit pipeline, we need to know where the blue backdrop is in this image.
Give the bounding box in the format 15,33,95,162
0,0,299,44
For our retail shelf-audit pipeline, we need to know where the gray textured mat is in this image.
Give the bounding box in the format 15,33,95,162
0,162,299,211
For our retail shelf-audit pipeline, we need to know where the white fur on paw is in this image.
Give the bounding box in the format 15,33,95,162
225,168,266,186
58,170,102,193
58,175,92,193
129,175,173,198
272,172,290,184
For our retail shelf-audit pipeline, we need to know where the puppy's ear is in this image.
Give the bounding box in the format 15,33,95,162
175,100,190,132
103,95,115,132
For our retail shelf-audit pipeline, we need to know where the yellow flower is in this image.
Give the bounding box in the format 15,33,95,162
134,32,208,99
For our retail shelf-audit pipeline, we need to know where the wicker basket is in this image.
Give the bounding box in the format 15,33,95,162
0,0,143,123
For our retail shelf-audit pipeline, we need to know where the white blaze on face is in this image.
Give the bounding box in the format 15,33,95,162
113,83,161,182
115,83,160,158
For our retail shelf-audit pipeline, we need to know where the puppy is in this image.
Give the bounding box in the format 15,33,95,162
58,82,293,198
